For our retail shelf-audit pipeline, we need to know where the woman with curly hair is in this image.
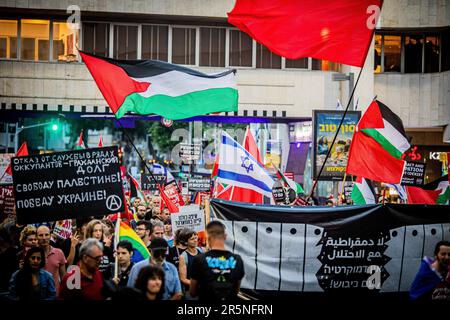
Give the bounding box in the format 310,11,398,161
8,246,56,300
135,265,165,301
84,219,113,279
17,226,38,268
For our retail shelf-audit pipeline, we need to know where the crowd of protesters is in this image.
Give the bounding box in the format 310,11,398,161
0,192,245,302
1,189,449,302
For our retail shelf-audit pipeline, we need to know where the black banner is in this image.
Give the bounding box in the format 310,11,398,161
12,147,124,224
401,162,426,186
188,178,211,192
210,199,450,294
141,174,166,191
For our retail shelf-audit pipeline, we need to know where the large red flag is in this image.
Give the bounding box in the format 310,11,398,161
243,127,263,165
5,142,29,175
228,0,383,67
158,185,179,213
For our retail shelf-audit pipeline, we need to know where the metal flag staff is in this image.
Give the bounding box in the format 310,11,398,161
306,66,364,203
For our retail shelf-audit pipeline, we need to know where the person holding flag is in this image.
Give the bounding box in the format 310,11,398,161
110,240,134,288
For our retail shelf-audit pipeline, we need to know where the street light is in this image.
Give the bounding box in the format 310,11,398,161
14,120,60,153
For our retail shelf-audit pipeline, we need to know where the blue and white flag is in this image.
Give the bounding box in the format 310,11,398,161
217,132,274,197
385,183,407,201
336,99,343,111
152,163,175,183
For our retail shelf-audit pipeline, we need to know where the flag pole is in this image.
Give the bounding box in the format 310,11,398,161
114,118,162,187
113,210,121,282
307,66,365,203
340,172,347,205
0,170,7,184
204,197,211,249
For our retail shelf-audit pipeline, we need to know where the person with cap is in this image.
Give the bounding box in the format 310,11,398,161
127,237,182,300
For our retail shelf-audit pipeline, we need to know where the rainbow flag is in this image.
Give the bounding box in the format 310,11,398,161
119,221,150,263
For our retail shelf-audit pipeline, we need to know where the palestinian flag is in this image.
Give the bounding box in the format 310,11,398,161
79,51,238,120
347,100,410,184
128,173,145,204
407,174,450,204
351,177,377,205
275,166,305,195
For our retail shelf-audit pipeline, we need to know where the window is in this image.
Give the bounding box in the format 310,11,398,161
286,57,308,69
114,25,138,60
375,31,449,74
312,59,340,72
53,22,78,62
82,22,109,57
21,19,50,61
142,25,168,61
172,27,196,65
384,35,401,72
374,34,382,73
0,20,17,59
229,29,252,67
256,43,281,69
424,35,439,73
200,27,225,67
442,31,450,72
405,35,423,73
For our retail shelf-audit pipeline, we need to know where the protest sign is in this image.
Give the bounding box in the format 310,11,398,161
179,144,201,164
0,154,14,185
12,147,124,224
141,174,166,191
0,185,14,223
272,186,287,204
171,205,205,234
401,162,426,186
164,180,183,207
188,178,211,192
53,219,73,239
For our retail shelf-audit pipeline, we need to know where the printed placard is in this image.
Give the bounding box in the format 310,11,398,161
12,147,124,224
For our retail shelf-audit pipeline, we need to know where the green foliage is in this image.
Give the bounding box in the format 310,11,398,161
147,121,188,153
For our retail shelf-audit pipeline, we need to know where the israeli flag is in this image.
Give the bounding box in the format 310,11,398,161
217,132,274,197
385,183,407,200
152,163,175,182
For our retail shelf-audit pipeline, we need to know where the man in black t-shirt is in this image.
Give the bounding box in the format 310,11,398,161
189,221,244,301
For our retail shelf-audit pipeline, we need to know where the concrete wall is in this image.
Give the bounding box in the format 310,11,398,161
4,0,449,27
380,0,450,28
0,0,234,17
374,71,450,127
1,0,448,125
